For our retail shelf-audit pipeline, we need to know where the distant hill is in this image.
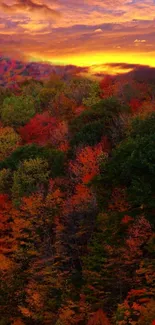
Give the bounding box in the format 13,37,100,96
2,56,155,89
0,56,87,87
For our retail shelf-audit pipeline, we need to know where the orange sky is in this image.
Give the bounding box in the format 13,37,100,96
0,0,155,74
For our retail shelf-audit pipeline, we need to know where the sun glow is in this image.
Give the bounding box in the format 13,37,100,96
30,50,155,75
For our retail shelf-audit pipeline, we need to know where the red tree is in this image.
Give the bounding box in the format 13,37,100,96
19,112,68,148
100,76,115,98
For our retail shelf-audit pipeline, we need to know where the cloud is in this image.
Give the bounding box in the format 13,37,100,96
19,21,49,32
0,0,155,70
0,0,60,19
107,63,155,83
91,63,155,80
0,22,5,28
134,39,146,43
94,28,102,33
105,62,142,69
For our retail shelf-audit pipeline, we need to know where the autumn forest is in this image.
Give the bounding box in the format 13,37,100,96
0,60,155,325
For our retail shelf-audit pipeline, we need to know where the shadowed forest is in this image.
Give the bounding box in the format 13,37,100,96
0,61,155,325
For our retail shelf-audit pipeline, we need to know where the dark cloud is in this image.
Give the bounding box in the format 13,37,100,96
64,65,89,73
90,63,155,84
131,66,155,84
105,63,155,83
105,62,142,69
93,72,105,78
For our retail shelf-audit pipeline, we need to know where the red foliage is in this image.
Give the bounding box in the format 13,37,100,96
19,112,68,147
121,215,134,224
0,193,11,211
75,105,86,116
100,76,115,98
69,143,103,184
87,309,110,325
0,194,17,258
18,112,57,145
123,216,153,265
129,98,142,114
64,183,96,215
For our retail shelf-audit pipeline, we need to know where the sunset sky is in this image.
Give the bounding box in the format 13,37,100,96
0,0,155,74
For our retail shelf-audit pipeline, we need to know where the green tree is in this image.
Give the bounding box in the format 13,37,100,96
21,80,43,112
82,81,101,107
0,168,11,193
64,77,97,106
98,113,155,215
45,73,65,90
70,97,128,134
20,79,43,97
0,87,11,107
39,87,59,109
71,120,105,147
0,127,20,160
12,158,50,205
1,95,35,126
70,98,127,148
0,144,65,177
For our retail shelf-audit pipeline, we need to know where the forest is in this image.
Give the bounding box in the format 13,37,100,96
0,70,155,325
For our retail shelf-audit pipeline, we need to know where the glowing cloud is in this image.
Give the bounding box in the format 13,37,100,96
0,0,155,73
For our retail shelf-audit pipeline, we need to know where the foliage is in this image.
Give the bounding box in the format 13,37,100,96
64,77,96,106
82,81,101,107
50,93,76,122
39,87,59,109
0,87,11,106
1,95,35,126
0,144,65,177
99,113,155,211
71,120,105,147
0,73,155,325
0,168,11,193
87,309,110,325
70,97,128,147
12,157,50,204
18,112,58,145
0,127,20,160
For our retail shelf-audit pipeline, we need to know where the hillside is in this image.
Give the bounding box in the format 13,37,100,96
0,56,86,87
0,72,155,325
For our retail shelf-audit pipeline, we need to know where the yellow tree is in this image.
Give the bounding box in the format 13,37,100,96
0,127,20,160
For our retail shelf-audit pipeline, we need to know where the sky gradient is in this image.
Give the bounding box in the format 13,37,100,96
0,0,155,74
